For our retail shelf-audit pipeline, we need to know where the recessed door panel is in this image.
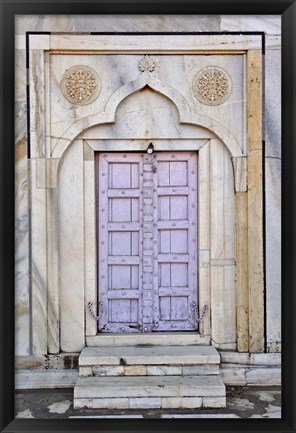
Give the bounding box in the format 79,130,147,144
96,151,198,333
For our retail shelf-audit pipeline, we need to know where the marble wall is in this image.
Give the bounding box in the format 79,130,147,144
264,47,281,352
15,15,281,356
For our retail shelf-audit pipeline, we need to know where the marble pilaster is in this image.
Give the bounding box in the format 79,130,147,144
247,50,264,353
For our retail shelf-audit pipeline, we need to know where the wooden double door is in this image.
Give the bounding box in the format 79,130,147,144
96,151,198,333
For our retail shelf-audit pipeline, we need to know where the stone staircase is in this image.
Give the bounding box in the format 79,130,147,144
73,344,226,410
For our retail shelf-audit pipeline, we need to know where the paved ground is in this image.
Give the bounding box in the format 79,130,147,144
15,386,281,419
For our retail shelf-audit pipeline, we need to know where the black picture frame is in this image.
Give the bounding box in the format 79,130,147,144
0,1,295,432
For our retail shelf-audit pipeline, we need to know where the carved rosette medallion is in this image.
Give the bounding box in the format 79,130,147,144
138,55,157,73
61,65,100,105
193,66,232,106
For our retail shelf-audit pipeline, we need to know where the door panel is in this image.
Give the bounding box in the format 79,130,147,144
96,151,198,333
154,152,198,331
97,153,143,333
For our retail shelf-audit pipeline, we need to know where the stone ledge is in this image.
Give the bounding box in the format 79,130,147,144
219,351,281,366
15,370,79,389
220,366,281,386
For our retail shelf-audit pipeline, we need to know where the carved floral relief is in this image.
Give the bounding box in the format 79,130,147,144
61,65,101,105
193,66,232,106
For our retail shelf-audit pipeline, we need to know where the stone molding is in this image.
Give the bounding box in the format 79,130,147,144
27,34,264,52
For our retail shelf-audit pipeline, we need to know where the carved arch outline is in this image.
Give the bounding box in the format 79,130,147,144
52,71,243,159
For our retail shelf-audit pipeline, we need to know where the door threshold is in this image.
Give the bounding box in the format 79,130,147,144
86,333,211,347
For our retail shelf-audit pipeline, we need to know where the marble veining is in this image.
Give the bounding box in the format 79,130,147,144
220,15,281,33
265,158,281,351
15,49,27,102
265,49,281,158
15,15,221,35
15,117,30,356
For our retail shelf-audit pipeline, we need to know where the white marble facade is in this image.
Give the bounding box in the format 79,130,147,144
15,15,281,357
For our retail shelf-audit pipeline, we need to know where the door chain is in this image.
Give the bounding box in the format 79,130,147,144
192,302,208,323
87,301,103,321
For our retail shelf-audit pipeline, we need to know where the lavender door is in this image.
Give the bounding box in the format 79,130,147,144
96,152,198,333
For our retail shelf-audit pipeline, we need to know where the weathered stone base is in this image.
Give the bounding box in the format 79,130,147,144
15,353,79,370
15,366,281,390
15,351,281,390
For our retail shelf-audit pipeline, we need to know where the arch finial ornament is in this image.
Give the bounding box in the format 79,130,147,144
138,55,157,73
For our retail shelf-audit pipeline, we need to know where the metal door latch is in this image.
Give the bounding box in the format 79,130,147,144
192,302,208,323
87,301,103,321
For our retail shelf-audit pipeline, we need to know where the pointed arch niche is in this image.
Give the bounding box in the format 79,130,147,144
57,87,240,352
28,35,263,358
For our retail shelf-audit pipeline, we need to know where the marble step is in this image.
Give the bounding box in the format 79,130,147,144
79,345,220,377
86,333,210,347
74,375,226,409
80,345,220,366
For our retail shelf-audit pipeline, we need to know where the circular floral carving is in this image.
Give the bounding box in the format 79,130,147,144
61,65,100,105
138,55,157,73
193,66,232,106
